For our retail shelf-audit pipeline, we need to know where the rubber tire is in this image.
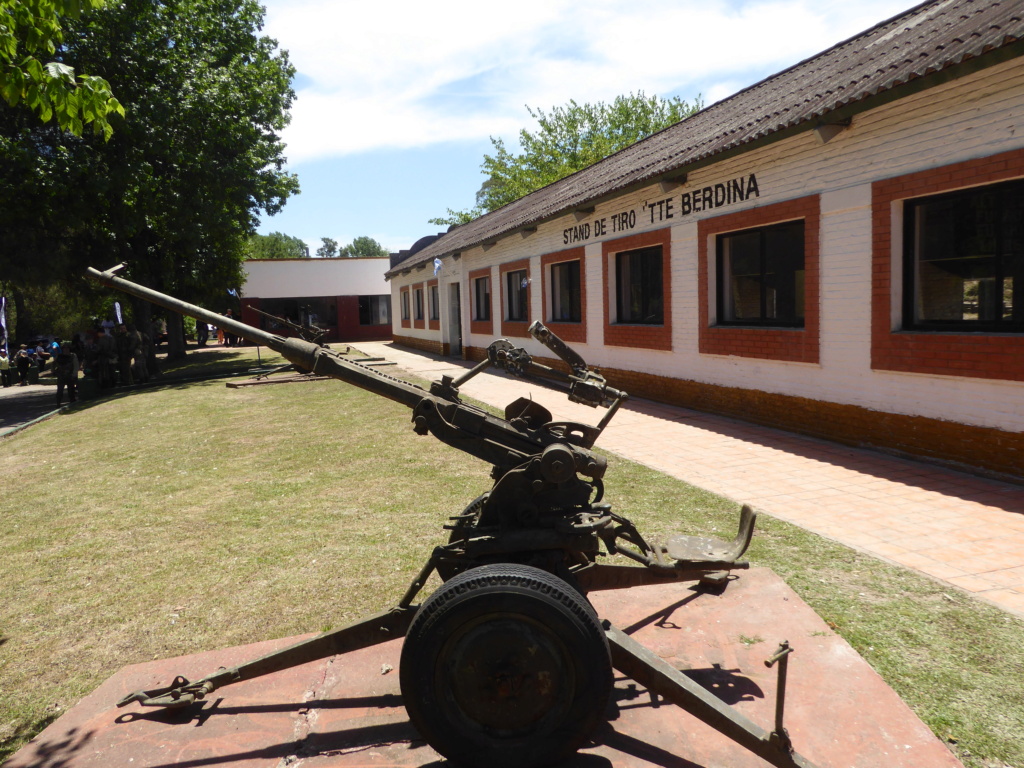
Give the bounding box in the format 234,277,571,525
399,563,612,768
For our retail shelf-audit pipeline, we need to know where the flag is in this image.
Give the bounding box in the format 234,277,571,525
433,258,442,276
115,301,123,324
228,288,238,297
0,297,6,355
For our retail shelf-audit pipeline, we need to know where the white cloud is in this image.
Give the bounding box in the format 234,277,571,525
263,0,914,163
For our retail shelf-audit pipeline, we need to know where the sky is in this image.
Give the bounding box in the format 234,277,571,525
255,0,917,255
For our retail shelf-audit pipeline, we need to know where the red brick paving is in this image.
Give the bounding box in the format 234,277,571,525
7,570,962,768
354,342,1024,619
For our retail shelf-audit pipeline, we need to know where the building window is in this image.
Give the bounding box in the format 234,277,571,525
414,287,424,321
400,290,410,321
615,246,663,324
716,220,805,326
505,269,528,321
359,295,391,325
258,298,337,330
904,179,1023,332
550,260,581,322
474,276,491,321
429,285,439,321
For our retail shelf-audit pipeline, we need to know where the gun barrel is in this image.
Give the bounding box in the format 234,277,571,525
87,266,429,409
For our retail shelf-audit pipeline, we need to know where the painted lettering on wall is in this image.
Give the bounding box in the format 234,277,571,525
679,173,759,216
563,208,636,245
560,174,758,244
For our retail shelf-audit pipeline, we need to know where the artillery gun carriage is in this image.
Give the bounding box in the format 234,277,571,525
89,265,818,768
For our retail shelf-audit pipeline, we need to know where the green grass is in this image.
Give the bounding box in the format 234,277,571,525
0,347,1021,767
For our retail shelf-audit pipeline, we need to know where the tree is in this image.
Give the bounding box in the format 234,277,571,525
339,236,388,259
0,0,124,138
0,0,299,356
430,92,702,226
315,237,338,258
247,232,309,259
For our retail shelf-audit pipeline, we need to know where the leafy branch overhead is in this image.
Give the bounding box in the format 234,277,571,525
0,0,299,350
0,0,124,138
430,92,702,227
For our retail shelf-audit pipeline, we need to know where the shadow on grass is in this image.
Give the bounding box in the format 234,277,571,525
0,712,68,766
58,350,282,414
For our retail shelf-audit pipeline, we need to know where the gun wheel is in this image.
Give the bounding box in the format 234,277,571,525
400,563,612,768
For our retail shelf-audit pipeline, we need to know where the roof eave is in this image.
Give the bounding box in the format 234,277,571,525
387,34,1024,278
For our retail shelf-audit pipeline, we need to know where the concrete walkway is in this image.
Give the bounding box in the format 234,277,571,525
352,341,1024,619
0,381,68,437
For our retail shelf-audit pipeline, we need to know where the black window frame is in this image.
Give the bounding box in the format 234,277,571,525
615,245,663,325
902,178,1024,333
474,276,491,321
429,284,440,321
715,220,805,328
413,287,424,321
358,295,391,326
549,260,581,323
505,268,528,322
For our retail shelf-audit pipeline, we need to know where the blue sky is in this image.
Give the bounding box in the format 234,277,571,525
256,0,915,254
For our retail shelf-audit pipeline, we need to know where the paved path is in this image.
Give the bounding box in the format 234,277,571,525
352,341,1024,619
0,381,67,436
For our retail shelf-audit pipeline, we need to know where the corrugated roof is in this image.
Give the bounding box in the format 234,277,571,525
389,0,1024,277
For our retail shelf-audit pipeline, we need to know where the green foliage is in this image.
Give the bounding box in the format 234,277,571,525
315,236,337,258
430,92,702,227
247,232,309,259
0,0,299,350
0,0,124,138
338,235,388,259
7,281,103,339
429,208,481,228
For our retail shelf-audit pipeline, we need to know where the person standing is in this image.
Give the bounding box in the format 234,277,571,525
222,310,237,347
54,343,79,405
0,348,11,387
96,329,116,389
128,324,147,384
15,346,30,385
115,324,133,386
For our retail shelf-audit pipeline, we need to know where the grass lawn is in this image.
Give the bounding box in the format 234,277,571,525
1,346,1021,767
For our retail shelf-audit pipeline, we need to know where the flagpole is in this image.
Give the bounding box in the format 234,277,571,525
0,296,8,356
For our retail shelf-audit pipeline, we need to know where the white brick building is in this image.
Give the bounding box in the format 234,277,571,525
387,1,1024,479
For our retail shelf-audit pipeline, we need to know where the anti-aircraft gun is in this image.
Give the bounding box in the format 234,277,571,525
88,265,818,768
250,304,329,346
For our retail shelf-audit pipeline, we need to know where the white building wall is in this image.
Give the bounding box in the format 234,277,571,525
244,258,389,299
392,57,1024,434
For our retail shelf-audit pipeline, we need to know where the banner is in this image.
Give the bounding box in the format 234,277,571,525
115,301,123,324
0,296,6,355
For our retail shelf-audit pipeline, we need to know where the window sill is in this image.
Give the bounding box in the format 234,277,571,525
714,323,805,331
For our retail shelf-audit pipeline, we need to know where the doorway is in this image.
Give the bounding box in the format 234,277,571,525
448,283,462,356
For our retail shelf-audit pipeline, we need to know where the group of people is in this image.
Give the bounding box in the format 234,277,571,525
1,308,240,405
0,338,83,405
195,309,238,347
0,320,161,405
88,322,158,392
1,341,56,386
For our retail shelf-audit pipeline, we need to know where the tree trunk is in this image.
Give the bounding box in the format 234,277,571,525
166,314,187,360
12,288,31,344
